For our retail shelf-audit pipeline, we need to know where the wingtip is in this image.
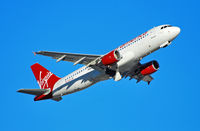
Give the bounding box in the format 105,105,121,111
17,89,23,93
33,51,43,56
33,52,37,56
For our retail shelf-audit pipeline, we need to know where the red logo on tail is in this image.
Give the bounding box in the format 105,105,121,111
37,71,53,89
31,63,60,91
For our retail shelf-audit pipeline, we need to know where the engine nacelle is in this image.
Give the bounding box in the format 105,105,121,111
140,60,159,75
101,50,121,65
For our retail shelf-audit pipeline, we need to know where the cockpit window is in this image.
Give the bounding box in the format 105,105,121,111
161,25,172,29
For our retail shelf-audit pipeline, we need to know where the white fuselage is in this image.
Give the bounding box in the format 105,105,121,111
52,25,180,98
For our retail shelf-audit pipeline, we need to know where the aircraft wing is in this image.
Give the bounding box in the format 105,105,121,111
122,62,154,84
35,51,102,65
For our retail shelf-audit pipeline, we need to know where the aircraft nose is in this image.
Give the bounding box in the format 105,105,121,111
169,26,181,41
173,26,181,36
171,26,181,37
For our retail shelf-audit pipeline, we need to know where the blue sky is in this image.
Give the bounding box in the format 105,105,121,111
1,0,200,131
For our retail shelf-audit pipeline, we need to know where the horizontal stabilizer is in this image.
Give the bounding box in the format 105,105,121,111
17,89,49,96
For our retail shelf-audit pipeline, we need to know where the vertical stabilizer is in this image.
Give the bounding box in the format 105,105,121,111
30,63,60,101
31,63,60,90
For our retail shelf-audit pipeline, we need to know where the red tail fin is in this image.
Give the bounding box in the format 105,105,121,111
31,63,60,91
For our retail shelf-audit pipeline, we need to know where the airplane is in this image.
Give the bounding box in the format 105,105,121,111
18,24,180,101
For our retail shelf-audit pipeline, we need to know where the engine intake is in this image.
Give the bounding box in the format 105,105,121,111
140,60,159,75
101,50,121,65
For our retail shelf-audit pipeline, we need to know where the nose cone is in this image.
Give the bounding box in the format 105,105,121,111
173,26,181,36
169,26,181,40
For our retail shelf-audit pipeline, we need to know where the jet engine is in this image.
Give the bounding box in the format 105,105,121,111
101,50,121,65
140,60,159,75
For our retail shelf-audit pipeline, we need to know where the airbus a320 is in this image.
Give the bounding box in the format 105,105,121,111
18,25,180,101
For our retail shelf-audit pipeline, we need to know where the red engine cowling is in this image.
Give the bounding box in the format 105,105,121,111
140,60,159,75
101,50,121,65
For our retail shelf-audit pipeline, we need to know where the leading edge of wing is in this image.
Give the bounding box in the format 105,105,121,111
35,51,101,58
34,51,102,65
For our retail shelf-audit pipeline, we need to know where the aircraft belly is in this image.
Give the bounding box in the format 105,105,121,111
53,70,108,96
65,79,95,94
